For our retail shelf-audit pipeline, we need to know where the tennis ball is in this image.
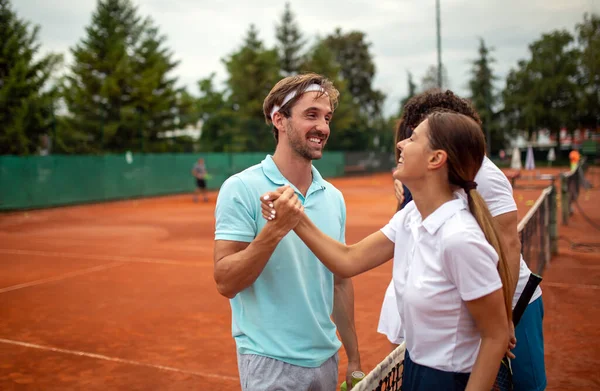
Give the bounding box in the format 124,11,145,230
340,371,365,390
526,200,534,206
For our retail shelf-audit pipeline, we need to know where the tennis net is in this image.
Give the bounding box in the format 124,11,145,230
353,342,405,391
517,184,558,276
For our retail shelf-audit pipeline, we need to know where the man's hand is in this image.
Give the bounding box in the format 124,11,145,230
346,359,362,390
260,186,303,234
506,321,517,359
393,179,404,204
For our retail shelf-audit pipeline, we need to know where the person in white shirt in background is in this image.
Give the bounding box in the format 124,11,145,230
378,90,546,391
261,111,511,391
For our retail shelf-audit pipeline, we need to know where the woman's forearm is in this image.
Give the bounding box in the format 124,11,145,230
294,214,356,277
294,214,394,278
465,336,507,391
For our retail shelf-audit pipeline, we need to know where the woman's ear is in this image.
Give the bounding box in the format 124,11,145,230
428,149,447,170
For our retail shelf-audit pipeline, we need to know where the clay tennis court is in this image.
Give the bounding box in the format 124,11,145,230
1,167,598,390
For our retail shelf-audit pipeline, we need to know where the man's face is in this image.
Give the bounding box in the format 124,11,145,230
282,91,332,161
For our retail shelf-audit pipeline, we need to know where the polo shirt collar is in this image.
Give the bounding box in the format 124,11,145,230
261,154,326,193
420,198,467,235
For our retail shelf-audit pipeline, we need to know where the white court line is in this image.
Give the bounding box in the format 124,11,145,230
0,236,215,255
0,248,207,267
543,281,600,290
0,262,124,294
0,338,238,382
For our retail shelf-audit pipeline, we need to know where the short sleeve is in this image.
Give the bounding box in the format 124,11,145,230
380,214,400,243
380,201,415,243
443,232,502,301
214,176,257,243
474,158,517,217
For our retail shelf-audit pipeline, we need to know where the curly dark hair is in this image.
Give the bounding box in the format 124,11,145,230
394,89,482,158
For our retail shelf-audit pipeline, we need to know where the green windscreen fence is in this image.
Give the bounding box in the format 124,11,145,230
0,152,346,210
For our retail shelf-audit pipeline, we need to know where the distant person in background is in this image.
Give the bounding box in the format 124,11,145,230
192,158,209,202
569,149,581,172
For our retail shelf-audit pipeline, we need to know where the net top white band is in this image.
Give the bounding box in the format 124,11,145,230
269,83,326,120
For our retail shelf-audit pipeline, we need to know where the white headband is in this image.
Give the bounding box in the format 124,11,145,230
269,83,327,119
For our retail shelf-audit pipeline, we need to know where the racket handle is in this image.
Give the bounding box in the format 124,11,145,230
512,273,542,326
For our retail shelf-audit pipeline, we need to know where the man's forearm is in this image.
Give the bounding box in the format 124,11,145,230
214,225,285,298
506,236,521,299
494,212,522,301
332,277,361,363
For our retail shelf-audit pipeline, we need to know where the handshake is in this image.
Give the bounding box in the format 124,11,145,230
260,185,304,233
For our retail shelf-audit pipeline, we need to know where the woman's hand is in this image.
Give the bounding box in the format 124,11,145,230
260,186,286,221
259,186,303,233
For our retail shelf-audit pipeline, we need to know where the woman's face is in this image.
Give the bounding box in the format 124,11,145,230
393,119,433,184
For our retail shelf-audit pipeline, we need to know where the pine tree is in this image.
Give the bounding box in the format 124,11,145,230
275,2,305,76
576,13,600,128
63,0,142,152
420,64,449,92
0,0,62,155
398,71,417,116
323,28,384,118
130,20,181,151
222,24,280,151
63,0,181,153
468,38,499,154
195,73,238,152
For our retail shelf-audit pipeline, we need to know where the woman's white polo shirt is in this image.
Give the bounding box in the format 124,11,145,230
380,197,502,372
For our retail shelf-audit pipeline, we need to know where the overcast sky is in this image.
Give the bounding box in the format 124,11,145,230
14,0,599,116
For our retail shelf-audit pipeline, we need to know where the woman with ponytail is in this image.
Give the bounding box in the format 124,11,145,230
260,111,510,391
379,90,546,391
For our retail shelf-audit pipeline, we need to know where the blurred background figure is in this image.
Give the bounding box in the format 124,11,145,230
192,158,209,202
569,149,581,172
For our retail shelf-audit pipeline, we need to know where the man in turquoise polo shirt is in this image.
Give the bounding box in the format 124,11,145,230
214,73,361,390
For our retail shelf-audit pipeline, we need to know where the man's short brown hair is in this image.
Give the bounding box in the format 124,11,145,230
263,73,339,142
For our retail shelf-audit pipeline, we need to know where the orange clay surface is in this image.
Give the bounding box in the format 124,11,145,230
0,167,598,390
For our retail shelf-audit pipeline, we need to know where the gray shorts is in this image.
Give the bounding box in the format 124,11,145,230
237,352,339,391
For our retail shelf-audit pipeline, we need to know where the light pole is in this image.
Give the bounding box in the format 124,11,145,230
436,0,442,89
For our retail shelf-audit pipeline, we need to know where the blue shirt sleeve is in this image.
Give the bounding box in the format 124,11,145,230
214,176,257,243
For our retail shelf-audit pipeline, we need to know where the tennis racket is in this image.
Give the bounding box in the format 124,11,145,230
492,273,543,391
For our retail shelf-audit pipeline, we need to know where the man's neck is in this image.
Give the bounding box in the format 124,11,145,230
272,148,313,196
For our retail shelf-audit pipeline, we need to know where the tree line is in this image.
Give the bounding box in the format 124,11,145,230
1,0,598,155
